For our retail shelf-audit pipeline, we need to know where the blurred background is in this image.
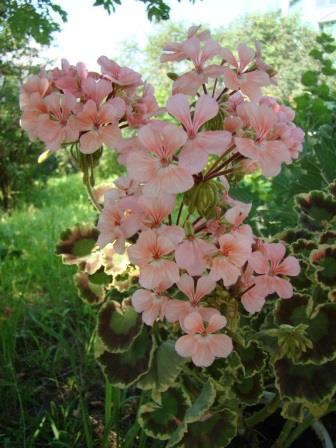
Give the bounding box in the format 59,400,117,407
1,0,335,446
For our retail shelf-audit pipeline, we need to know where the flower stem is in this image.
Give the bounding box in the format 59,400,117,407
205,145,235,177
272,419,296,448
85,180,102,213
176,201,184,225
245,393,281,429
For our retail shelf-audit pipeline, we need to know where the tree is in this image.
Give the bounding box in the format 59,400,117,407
94,0,198,22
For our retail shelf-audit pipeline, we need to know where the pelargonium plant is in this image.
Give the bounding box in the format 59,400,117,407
20,26,335,448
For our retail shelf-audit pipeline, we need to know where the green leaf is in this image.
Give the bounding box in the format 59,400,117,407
97,299,143,353
56,225,99,265
301,70,318,86
275,357,336,405
311,246,336,289
137,340,186,392
89,267,112,285
281,401,306,422
295,191,336,231
236,341,267,377
185,378,217,424
233,373,263,405
96,326,155,388
177,408,238,448
138,387,191,440
74,272,105,305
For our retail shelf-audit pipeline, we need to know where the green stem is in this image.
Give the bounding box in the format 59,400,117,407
103,381,113,448
272,419,296,448
245,394,281,429
205,145,235,177
282,415,315,448
85,180,102,213
282,402,336,448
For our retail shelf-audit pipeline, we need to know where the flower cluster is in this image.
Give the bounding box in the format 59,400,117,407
20,57,159,153
20,26,303,368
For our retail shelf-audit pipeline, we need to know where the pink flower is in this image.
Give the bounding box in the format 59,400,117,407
37,92,79,151
175,312,233,367
167,94,232,173
165,273,218,327
128,229,180,289
235,103,291,176
160,25,211,63
53,59,88,96
210,234,251,286
76,98,125,153
222,44,270,102
132,287,169,326
126,122,194,196
239,266,268,314
20,93,48,140
97,192,141,253
81,77,112,106
98,56,143,92
138,194,176,228
249,243,300,299
126,83,160,128
172,36,225,95
175,236,216,276
20,75,49,109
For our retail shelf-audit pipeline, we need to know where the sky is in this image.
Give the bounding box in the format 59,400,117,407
40,0,284,70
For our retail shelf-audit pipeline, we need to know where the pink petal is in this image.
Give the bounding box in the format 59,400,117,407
126,151,159,183
182,36,201,64
162,123,188,157
195,276,216,302
207,334,233,358
238,43,255,71
132,289,154,312
159,164,194,195
142,303,161,326
172,72,202,95
264,243,286,267
210,257,241,286
79,130,102,153
166,94,193,131
249,251,269,275
207,314,227,333
100,125,121,148
178,140,209,174
194,131,232,155
175,334,197,358
184,311,205,334
177,274,195,301
241,287,266,314
221,48,238,67
273,277,293,299
165,299,191,323
278,256,301,277
235,137,259,160
193,94,219,132
223,68,240,90
192,341,216,367
140,260,179,290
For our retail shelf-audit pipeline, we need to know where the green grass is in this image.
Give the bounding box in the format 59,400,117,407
0,174,107,447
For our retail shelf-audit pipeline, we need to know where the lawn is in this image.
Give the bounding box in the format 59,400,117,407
0,174,104,447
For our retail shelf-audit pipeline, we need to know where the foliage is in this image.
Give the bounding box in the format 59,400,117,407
0,74,56,210
0,175,100,447
244,32,336,236
94,0,198,22
15,23,336,448
0,0,67,46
